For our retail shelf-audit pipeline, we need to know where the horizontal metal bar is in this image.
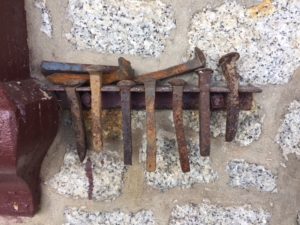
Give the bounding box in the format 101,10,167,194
45,84,262,93
51,90,255,111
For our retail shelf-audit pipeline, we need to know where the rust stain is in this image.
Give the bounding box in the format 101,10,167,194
85,158,94,200
248,0,276,18
83,110,122,143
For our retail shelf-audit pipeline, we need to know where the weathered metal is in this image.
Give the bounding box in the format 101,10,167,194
144,79,157,172
47,84,261,93
90,72,103,152
135,47,206,83
46,58,135,154
65,86,87,161
53,85,260,111
169,79,190,173
45,57,134,85
41,60,118,75
117,80,136,165
197,68,213,157
219,52,240,142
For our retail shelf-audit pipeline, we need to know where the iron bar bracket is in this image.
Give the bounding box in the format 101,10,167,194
45,84,261,111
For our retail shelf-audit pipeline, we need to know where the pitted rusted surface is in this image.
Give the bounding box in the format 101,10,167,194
65,86,257,111
44,57,134,86
117,80,136,165
144,79,157,172
169,79,190,173
41,60,118,75
219,52,240,142
198,68,213,156
135,47,206,83
65,87,87,161
90,72,103,152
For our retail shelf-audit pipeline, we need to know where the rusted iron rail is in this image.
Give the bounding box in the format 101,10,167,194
45,84,261,111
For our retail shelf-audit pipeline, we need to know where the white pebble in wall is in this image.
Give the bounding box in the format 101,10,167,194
276,100,300,160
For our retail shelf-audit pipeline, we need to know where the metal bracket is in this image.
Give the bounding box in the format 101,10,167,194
47,84,260,111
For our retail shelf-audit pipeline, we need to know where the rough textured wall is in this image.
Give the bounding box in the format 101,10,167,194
11,0,300,224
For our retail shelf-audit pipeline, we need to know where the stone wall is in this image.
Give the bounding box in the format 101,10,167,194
13,0,300,224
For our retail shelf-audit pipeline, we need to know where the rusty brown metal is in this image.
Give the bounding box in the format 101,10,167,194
45,57,134,85
117,80,136,165
90,72,103,152
47,73,90,86
144,79,157,172
102,57,135,84
47,84,262,94
197,68,213,157
135,47,206,83
41,60,118,75
51,85,258,111
65,86,87,162
169,79,190,173
219,52,240,142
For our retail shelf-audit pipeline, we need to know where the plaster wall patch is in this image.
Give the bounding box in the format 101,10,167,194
34,0,53,38
66,0,176,57
46,145,125,201
187,0,300,85
132,111,146,130
276,100,300,159
64,207,156,225
139,130,217,191
227,160,277,192
169,203,271,225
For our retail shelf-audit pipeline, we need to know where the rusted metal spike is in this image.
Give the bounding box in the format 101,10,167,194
41,60,118,75
117,80,136,165
90,72,103,152
65,86,87,162
45,57,134,85
197,68,213,157
144,79,157,172
219,52,240,142
135,47,206,83
169,79,190,173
